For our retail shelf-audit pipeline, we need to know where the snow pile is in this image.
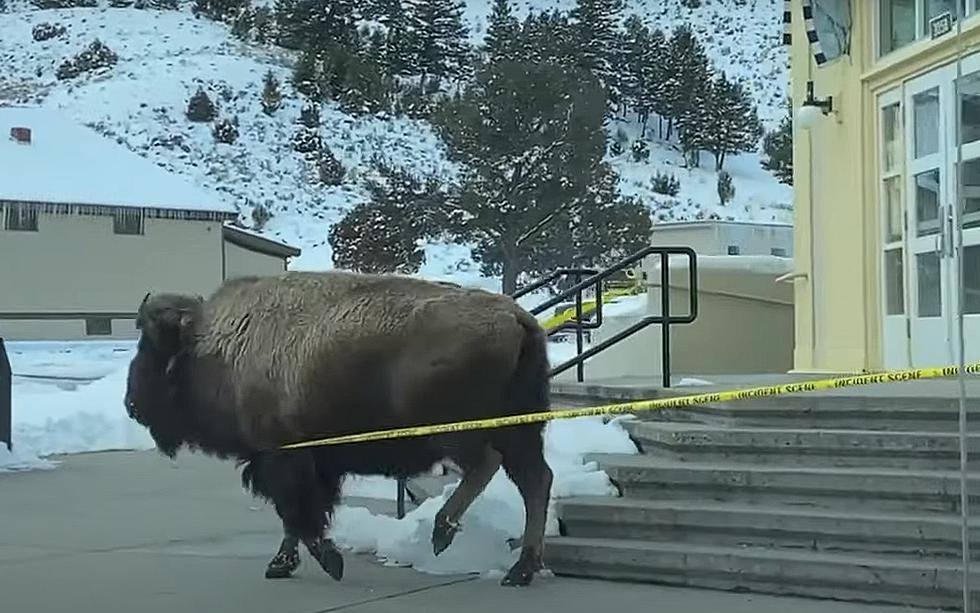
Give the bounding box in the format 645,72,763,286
329,414,638,577
12,363,156,458
0,444,58,473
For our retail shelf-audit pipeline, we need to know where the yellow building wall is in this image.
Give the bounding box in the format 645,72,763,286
791,2,872,372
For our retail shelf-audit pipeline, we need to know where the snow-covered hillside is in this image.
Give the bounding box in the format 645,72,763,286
0,0,791,286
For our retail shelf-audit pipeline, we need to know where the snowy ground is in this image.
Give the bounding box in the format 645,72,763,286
1,338,638,578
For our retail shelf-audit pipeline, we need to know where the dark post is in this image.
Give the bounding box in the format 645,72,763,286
0,337,11,451
660,253,671,389
574,273,585,383
396,477,406,519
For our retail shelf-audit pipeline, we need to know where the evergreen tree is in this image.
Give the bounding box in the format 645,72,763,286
621,16,665,134
275,0,356,52
292,47,321,98
665,24,712,165
186,87,217,122
261,70,282,115
483,0,520,64
299,101,320,129
762,98,794,185
192,0,248,22
569,0,626,107
703,72,763,170
328,163,447,273
405,0,471,81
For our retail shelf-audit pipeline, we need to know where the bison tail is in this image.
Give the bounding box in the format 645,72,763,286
506,314,552,420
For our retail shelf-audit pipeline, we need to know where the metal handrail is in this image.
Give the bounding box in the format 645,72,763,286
394,246,699,518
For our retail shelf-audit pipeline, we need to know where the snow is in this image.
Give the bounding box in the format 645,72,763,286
0,105,236,214
0,1,791,287
327,415,638,577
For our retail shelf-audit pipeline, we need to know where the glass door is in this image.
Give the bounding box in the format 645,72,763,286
903,66,955,366
949,53,980,363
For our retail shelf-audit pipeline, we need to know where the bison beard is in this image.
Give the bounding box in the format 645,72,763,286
123,271,554,587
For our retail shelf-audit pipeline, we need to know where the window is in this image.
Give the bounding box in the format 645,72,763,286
770,247,788,257
3,203,38,231
113,208,144,235
85,317,112,336
879,0,975,57
727,245,740,255
813,0,853,62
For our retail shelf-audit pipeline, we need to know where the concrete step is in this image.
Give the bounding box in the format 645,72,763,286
542,536,980,610
623,420,980,470
556,496,980,559
656,400,980,433
590,453,980,513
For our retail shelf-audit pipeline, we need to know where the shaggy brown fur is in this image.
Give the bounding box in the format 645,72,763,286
124,270,554,587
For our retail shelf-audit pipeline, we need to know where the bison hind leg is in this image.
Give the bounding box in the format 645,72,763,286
432,444,502,556
493,424,553,587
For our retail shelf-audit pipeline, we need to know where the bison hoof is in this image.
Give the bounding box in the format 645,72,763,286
317,547,344,581
265,550,300,579
500,566,534,587
431,515,460,556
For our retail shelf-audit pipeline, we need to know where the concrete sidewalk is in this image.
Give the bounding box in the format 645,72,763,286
0,450,942,613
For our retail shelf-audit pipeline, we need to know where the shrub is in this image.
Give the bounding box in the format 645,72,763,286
32,22,66,42
651,171,680,196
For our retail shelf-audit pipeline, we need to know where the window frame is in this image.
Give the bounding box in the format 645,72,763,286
876,0,980,60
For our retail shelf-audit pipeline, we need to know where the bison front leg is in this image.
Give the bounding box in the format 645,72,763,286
265,533,301,579
495,427,554,587
243,451,344,582
432,444,502,556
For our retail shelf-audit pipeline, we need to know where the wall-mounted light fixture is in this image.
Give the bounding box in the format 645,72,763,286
797,80,834,130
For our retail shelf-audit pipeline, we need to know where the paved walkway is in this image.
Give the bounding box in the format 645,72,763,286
0,450,942,613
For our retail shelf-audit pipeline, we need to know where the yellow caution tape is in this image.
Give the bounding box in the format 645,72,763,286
540,285,643,333
279,361,980,450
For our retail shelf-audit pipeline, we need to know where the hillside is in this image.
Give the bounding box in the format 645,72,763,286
0,0,792,289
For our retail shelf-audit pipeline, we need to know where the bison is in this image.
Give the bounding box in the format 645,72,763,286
123,270,554,587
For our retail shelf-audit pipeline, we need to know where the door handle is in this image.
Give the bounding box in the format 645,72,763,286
945,203,955,258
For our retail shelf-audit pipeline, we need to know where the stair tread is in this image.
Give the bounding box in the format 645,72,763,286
545,536,980,571
556,495,980,524
589,452,980,477
627,420,980,438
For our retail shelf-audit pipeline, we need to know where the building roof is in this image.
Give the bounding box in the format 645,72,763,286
0,105,237,216
653,219,793,230
222,222,301,259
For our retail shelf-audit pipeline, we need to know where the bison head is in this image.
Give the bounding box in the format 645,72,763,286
124,292,204,458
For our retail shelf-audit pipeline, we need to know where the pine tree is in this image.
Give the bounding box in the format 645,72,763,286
622,16,665,133
569,0,625,107
665,24,712,165
328,163,447,273
292,47,321,98
299,101,320,129
261,70,282,115
484,0,519,64
762,97,794,185
275,0,355,52
186,87,217,122
703,72,763,170
405,0,471,81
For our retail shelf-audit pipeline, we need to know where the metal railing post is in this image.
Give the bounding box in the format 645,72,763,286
574,273,585,383
396,476,406,519
660,253,671,389
0,337,11,451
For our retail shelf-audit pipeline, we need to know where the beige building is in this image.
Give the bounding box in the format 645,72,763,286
0,105,299,341
653,220,793,258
